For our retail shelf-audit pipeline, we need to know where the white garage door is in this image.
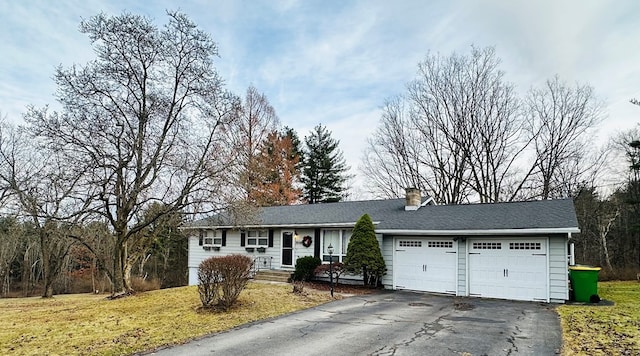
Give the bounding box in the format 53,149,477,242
468,239,548,301
394,238,457,294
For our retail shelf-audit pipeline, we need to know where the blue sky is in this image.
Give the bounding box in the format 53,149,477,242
1,0,639,197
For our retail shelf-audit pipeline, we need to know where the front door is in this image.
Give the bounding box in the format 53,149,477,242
281,232,294,267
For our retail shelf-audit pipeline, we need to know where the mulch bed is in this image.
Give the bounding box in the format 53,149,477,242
303,281,379,295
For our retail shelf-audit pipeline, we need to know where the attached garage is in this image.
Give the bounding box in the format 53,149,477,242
392,236,552,302
394,238,457,294
467,238,548,302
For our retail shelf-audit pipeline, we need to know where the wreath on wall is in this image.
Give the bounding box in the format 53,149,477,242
302,235,312,248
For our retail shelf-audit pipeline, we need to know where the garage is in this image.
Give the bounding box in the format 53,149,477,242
394,238,457,294
468,238,548,302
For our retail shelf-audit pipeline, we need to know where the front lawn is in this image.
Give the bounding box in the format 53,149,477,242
557,281,640,355
0,282,333,355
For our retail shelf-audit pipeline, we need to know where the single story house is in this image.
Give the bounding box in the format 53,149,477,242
184,189,579,303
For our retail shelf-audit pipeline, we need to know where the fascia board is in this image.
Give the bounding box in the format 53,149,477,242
375,227,580,235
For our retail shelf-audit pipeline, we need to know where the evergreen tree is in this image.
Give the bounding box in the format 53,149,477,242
301,124,350,203
343,214,386,286
249,128,302,206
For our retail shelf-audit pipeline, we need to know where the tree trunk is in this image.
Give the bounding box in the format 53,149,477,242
598,212,618,273
112,243,126,295
40,233,54,298
123,258,133,291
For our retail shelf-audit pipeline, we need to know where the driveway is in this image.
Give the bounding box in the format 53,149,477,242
148,291,561,356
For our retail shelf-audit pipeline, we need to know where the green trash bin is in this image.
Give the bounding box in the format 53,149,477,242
569,266,601,302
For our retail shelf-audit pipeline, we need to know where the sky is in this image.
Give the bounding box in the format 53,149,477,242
1,0,639,198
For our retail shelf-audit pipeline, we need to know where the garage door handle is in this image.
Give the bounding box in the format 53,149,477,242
532,253,546,256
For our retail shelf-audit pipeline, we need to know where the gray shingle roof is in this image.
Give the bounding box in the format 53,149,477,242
191,198,579,233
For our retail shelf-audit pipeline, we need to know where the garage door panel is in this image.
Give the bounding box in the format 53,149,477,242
395,238,457,294
468,238,547,301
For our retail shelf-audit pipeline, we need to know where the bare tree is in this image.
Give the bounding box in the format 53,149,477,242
0,217,23,297
25,12,239,296
363,47,603,204
363,47,523,203
524,76,603,199
0,120,89,297
225,86,280,201
361,97,430,199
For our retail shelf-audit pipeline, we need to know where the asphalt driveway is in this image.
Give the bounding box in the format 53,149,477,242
148,291,561,356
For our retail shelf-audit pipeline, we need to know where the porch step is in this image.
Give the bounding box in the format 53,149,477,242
254,270,292,283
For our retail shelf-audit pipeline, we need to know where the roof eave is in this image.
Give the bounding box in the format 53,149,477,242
181,221,382,230
375,227,580,235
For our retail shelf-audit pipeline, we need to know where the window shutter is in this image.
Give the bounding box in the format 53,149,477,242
240,231,246,247
222,230,227,246
268,229,274,247
314,228,321,258
198,229,203,246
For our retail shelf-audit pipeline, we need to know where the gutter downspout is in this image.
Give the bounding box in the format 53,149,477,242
568,232,575,266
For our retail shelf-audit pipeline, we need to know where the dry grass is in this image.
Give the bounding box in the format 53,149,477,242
558,281,640,355
0,282,334,355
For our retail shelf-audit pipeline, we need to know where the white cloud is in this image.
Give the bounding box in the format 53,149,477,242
0,0,638,197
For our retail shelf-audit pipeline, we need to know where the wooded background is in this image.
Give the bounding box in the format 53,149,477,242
0,13,637,298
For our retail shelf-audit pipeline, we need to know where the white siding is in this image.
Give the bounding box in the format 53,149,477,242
291,228,316,262
380,234,393,288
548,235,569,302
457,239,466,296
187,229,282,286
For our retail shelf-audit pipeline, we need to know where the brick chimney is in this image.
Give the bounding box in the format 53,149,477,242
405,188,421,211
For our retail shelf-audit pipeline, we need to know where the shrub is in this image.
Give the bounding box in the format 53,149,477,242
292,280,305,294
293,256,321,281
130,277,161,292
344,214,386,286
314,262,345,285
197,254,253,310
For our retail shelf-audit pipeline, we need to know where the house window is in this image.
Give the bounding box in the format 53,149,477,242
247,230,268,247
322,229,352,262
203,230,222,246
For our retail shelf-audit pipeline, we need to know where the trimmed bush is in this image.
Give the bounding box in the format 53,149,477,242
293,256,321,281
197,254,253,310
344,214,386,286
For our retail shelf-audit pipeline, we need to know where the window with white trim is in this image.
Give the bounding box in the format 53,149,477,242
247,230,268,247
203,230,222,246
322,229,352,262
